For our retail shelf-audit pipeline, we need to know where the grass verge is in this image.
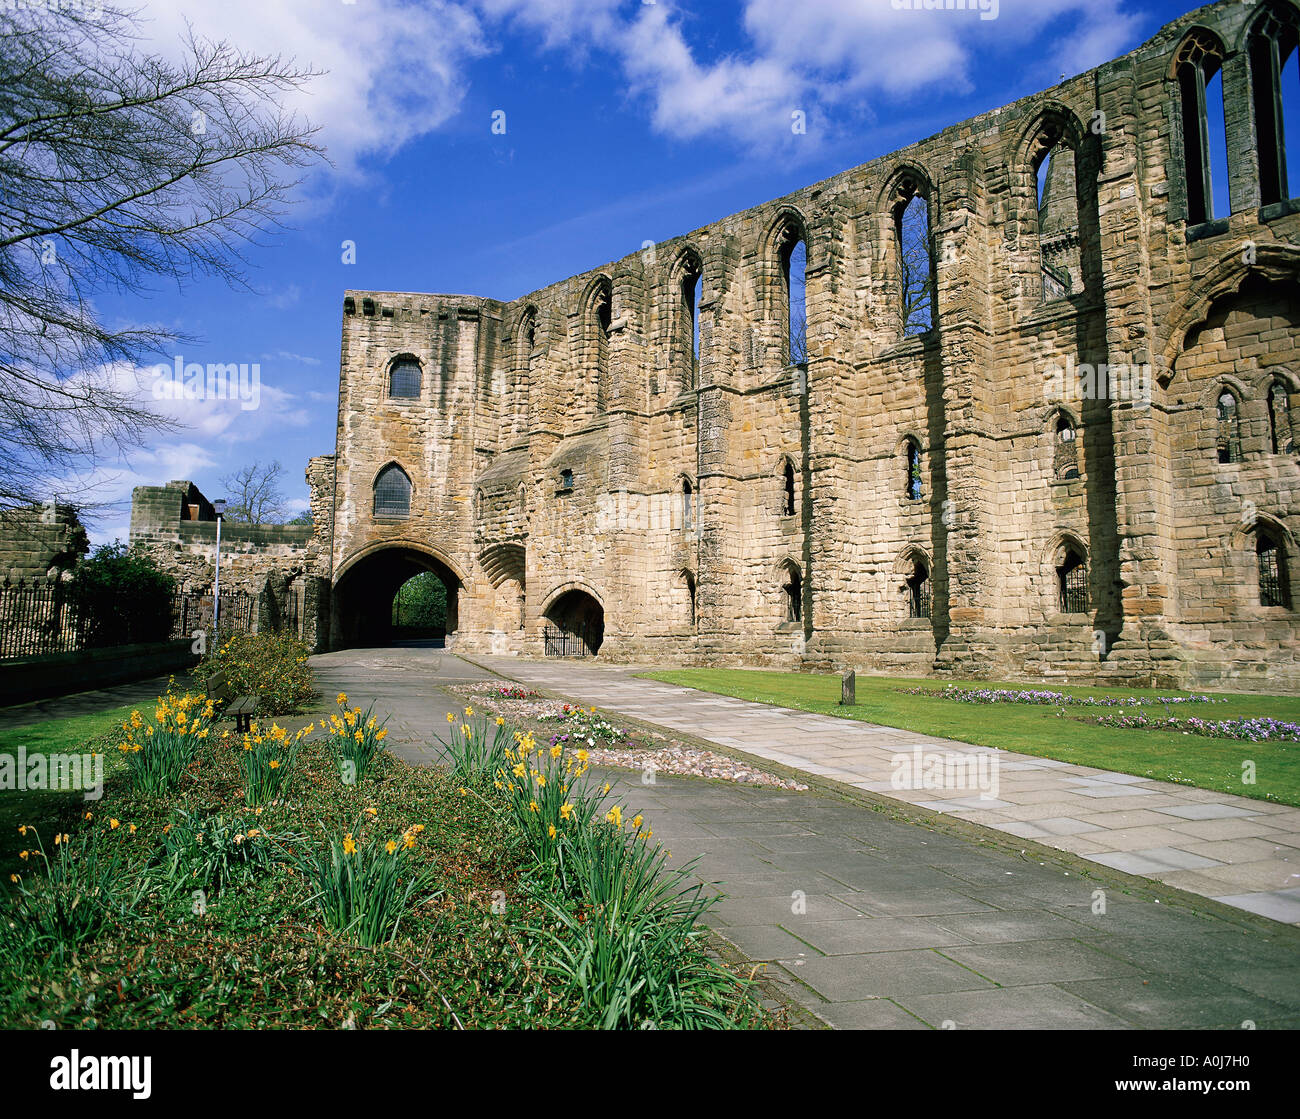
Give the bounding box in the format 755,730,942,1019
641,669,1300,806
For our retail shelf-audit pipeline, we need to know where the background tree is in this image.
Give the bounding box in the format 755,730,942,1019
0,5,322,514
220,460,288,525
68,543,175,647
392,573,448,634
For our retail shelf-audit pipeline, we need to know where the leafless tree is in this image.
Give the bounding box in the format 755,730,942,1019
0,4,324,514
220,460,288,525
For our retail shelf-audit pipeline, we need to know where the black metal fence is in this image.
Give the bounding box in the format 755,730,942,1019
0,580,259,661
543,623,600,658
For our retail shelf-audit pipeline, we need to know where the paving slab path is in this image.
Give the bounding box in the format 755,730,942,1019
311,646,1300,1030
469,655,1300,929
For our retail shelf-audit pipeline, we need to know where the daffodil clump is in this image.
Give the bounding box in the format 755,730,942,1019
2,824,139,961
236,719,310,806
494,730,618,861
297,819,436,946
321,693,390,785
118,689,214,795
438,705,511,781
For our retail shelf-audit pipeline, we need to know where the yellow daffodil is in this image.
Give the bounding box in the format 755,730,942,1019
343,833,357,855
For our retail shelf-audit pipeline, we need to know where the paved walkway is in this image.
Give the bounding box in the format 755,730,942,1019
469,655,1300,929
311,647,1300,1029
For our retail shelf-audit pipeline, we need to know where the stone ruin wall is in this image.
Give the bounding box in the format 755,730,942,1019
320,0,1300,692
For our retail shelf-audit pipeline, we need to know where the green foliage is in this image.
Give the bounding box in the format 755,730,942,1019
67,543,175,647
436,710,511,783
193,630,315,716
1,827,142,964
235,720,309,806
157,810,283,895
392,571,447,631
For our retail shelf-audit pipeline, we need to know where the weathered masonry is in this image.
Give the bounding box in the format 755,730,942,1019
320,0,1300,692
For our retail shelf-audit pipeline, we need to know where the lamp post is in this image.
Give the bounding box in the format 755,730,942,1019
212,499,227,634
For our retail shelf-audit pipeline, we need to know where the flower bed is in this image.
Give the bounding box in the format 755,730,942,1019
899,685,1222,708
1084,713,1300,741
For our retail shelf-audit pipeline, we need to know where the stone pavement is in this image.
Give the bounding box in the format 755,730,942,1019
468,656,1300,928
311,646,1300,1029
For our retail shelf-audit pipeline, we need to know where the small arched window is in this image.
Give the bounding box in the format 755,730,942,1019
678,255,703,390
1270,379,1295,454
781,458,796,517
1175,30,1228,224
1054,414,1080,479
782,234,807,366
1258,527,1291,608
590,279,612,415
904,439,923,500
374,464,412,519
1217,390,1242,463
781,562,802,623
1057,545,1089,613
388,358,422,399
906,559,931,619
475,490,485,520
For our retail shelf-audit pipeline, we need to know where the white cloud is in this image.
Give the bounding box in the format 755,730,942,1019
133,0,489,175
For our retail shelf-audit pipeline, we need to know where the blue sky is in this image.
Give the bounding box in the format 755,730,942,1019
86,0,1216,543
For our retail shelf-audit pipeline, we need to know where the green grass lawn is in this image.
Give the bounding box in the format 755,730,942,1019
641,669,1300,807
0,704,135,875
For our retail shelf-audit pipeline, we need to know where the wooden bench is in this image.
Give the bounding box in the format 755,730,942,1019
206,669,257,734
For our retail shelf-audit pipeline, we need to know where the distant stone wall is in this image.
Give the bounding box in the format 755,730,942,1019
129,477,332,650
0,504,89,579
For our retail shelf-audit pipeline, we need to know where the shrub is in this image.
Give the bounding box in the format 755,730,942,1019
67,543,175,647
118,688,213,795
320,694,390,785
236,720,310,806
297,823,438,946
2,826,142,961
194,630,315,715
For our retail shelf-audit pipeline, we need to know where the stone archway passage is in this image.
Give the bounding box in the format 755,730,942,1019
543,589,604,656
331,546,461,650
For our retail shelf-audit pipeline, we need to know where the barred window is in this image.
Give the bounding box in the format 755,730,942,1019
906,561,931,619
389,359,422,399
374,464,412,518
1058,548,1089,613
1217,391,1242,463
1258,533,1290,608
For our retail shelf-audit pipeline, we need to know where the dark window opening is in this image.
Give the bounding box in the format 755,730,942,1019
907,561,931,620
559,468,574,492
905,439,923,500
1249,5,1300,206
1271,380,1296,454
782,565,802,623
684,571,697,630
373,464,412,519
388,359,422,399
682,478,694,532
1058,549,1089,614
782,459,796,517
1055,415,1080,479
1217,390,1242,463
1259,532,1290,608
